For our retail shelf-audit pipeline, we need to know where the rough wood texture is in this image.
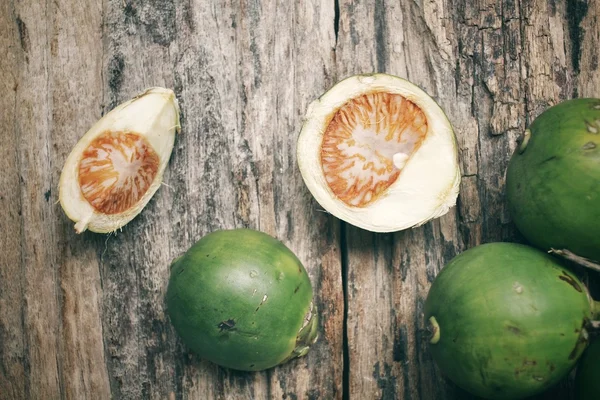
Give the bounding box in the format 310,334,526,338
0,1,598,399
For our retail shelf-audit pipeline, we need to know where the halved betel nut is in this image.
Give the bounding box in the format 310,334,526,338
297,74,460,232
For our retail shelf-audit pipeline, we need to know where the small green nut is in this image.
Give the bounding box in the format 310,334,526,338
166,229,318,371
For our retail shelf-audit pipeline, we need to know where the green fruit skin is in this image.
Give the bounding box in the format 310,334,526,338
575,338,600,400
506,98,600,262
166,229,317,371
424,243,593,400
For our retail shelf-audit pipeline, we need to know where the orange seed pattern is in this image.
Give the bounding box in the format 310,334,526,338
320,92,428,207
78,131,159,214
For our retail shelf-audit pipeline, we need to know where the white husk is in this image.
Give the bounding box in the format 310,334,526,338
297,74,460,232
59,87,180,233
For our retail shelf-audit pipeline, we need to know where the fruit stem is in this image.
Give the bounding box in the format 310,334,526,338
549,249,600,272
518,129,531,154
74,213,92,234
284,302,319,362
428,316,440,344
169,255,183,271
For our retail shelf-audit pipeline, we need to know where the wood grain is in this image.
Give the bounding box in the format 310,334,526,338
0,1,26,399
0,0,598,399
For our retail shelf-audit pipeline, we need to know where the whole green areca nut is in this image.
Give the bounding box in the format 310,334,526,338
506,98,600,262
166,229,318,371
425,243,596,400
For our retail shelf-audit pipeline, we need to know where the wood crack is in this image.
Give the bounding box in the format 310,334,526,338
374,0,387,73
334,0,340,46
566,0,589,78
341,221,349,400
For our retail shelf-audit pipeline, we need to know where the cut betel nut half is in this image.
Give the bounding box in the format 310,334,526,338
297,74,460,232
59,87,181,233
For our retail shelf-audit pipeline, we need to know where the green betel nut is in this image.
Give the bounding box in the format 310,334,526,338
424,243,596,400
166,229,318,371
506,98,600,262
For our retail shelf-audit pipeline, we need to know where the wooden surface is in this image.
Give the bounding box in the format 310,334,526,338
1,1,598,399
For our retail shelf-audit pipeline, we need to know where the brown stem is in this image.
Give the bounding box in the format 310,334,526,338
283,302,319,362
549,248,600,272
428,316,440,344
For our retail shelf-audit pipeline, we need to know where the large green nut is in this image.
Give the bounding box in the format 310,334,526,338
424,243,593,399
506,98,600,262
166,229,318,371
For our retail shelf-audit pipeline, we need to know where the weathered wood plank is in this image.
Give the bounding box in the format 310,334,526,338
1,1,111,400
10,1,64,398
0,1,26,399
